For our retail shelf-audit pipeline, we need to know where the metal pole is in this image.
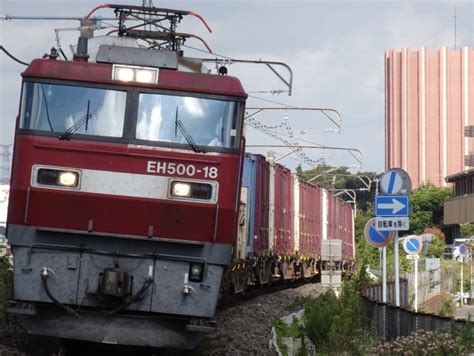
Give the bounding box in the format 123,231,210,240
471,256,474,302
414,256,418,312
379,247,382,272
394,231,400,306
383,246,387,303
461,256,464,306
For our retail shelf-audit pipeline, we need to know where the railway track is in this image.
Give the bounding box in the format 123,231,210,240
218,275,320,309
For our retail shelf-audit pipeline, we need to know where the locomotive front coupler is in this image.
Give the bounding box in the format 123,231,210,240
97,267,133,300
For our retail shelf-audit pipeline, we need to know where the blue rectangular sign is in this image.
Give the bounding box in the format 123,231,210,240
375,195,409,217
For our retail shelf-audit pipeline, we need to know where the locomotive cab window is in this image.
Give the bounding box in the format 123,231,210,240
136,93,241,150
19,82,127,138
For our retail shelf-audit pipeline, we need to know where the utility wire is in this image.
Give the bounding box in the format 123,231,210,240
248,94,296,108
0,45,28,66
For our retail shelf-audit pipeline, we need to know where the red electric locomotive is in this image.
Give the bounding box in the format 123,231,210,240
7,5,246,349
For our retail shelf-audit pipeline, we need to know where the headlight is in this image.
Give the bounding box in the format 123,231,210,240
115,67,134,82
171,182,191,197
189,263,204,282
37,168,79,188
58,172,78,187
112,65,159,84
136,69,156,83
170,181,213,200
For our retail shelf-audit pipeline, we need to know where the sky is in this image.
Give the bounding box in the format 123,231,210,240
1,0,473,174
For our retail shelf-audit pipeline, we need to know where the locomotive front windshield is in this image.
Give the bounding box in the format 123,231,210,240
19,82,242,150
137,93,239,149
20,82,127,138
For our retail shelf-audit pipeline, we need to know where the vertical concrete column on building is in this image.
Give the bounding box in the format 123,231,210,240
419,48,427,184
401,48,408,171
385,50,391,171
441,47,448,186
462,47,470,165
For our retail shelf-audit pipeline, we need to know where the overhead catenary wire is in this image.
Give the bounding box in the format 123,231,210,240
0,45,28,66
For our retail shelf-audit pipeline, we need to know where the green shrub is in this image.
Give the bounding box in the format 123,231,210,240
302,274,378,354
303,289,340,346
438,296,454,317
426,236,445,258
272,317,305,356
0,256,12,325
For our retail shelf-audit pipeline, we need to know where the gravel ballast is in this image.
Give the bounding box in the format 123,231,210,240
195,282,324,355
0,283,324,355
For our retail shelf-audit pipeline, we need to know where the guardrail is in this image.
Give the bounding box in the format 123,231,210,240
362,281,473,340
362,279,409,307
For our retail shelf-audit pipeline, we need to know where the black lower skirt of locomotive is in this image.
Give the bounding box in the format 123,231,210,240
8,301,216,349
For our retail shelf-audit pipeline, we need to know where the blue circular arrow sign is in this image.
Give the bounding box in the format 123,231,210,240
380,168,412,196
459,244,467,257
364,218,394,248
403,235,422,255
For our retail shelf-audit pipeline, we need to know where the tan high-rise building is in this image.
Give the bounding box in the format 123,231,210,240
385,47,474,187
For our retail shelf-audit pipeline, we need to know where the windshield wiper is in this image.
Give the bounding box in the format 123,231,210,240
175,107,204,153
59,100,93,140
39,85,54,132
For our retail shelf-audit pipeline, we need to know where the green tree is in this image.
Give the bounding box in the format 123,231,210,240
409,184,452,235
460,223,474,237
427,236,445,258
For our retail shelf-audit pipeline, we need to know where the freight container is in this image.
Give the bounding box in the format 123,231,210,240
340,202,355,259
270,163,293,255
239,155,257,258
326,192,339,240
253,155,270,254
293,177,321,256
240,154,270,256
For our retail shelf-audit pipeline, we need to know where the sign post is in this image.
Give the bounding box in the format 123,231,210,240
394,232,400,306
383,247,387,303
403,235,423,312
459,244,467,306
414,252,418,312
378,168,412,307
364,219,393,303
